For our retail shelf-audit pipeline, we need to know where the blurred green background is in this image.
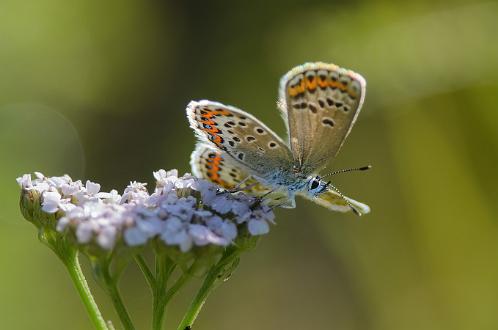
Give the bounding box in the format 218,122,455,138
1,0,497,329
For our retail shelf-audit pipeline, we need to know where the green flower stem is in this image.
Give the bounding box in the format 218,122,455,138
63,250,109,330
106,280,135,330
163,268,194,305
151,257,201,330
177,247,241,330
135,254,156,291
41,229,108,330
99,261,136,330
152,255,175,330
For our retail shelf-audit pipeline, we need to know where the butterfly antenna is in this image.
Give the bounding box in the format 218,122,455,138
325,181,362,216
322,165,372,178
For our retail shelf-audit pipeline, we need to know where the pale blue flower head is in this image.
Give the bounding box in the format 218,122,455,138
18,169,276,252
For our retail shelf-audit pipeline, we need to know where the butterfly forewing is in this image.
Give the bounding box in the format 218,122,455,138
279,62,366,172
187,100,293,181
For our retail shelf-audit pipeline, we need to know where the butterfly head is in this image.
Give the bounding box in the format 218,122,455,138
306,175,330,197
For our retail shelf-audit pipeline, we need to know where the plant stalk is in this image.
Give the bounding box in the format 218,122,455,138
176,248,240,330
98,260,136,330
64,250,109,330
152,255,175,330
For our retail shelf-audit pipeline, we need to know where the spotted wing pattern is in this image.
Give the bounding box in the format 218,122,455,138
299,189,371,214
190,143,290,205
279,62,366,172
187,100,293,181
190,143,264,191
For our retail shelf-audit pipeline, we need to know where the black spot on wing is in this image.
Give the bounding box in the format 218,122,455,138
322,118,335,127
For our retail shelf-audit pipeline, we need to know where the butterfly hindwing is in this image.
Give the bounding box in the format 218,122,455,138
187,100,293,181
190,143,291,205
190,143,250,190
279,62,366,172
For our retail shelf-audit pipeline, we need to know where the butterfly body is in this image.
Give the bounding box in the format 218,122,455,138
187,62,370,215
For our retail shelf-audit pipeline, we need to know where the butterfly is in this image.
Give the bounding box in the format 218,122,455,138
186,62,370,215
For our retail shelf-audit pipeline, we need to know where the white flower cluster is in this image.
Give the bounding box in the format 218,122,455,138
17,170,275,252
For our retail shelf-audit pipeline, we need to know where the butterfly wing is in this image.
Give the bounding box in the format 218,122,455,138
187,100,293,183
190,142,267,192
279,62,366,172
190,143,290,206
299,189,370,214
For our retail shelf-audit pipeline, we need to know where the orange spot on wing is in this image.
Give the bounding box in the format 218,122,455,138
201,109,232,119
200,123,220,138
305,76,317,91
212,135,223,145
287,74,360,99
328,80,346,91
288,79,306,97
206,153,229,188
297,78,306,94
328,80,359,99
317,76,328,88
197,109,231,147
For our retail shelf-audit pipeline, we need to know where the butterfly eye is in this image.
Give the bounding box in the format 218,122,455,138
310,180,319,190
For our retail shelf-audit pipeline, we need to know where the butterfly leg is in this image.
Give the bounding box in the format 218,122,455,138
277,192,296,209
229,175,253,192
